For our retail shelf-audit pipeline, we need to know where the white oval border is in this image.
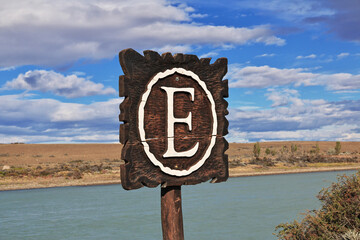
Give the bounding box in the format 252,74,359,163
138,68,218,177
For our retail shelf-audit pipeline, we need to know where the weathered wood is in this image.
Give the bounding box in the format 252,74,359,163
119,48,229,190
120,137,228,189
118,75,127,97
161,186,184,240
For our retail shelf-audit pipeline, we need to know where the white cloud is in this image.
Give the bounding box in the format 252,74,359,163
265,88,299,107
0,130,119,144
228,65,360,90
227,90,360,142
199,51,219,58
154,45,194,54
190,13,208,18
4,70,116,98
228,124,360,143
296,54,317,59
337,52,350,58
334,90,360,94
0,66,16,72
227,65,315,88
0,94,121,123
1,91,359,143
0,94,122,143
237,0,335,21
50,98,121,122
0,0,284,67
235,106,262,111
256,53,275,58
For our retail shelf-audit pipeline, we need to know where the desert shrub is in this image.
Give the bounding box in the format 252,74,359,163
67,169,82,179
70,159,84,163
229,159,246,168
253,142,261,159
291,144,298,154
328,148,337,155
249,157,275,167
103,165,113,170
89,164,103,172
1,167,30,177
309,149,316,154
265,148,271,155
336,141,342,155
282,145,288,153
276,171,360,240
297,161,307,167
271,149,277,156
60,164,70,171
72,169,82,179
315,144,320,155
39,169,52,176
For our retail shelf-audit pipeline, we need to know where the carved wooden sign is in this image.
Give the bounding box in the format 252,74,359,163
119,48,228,190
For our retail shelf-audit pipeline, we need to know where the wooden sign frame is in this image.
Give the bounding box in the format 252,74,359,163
119,48,229,190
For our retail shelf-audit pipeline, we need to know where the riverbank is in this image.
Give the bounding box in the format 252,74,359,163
1,142,360,191
1,165,360,191
229,164,360,177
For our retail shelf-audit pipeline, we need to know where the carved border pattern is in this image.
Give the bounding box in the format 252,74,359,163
119,48,229,190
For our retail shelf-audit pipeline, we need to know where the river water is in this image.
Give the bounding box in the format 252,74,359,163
0,170,356,240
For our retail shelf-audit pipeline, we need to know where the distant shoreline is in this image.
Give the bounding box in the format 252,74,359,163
1,166,359,191
229,165,360,178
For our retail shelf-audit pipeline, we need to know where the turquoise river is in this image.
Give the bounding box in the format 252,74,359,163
0,170,356,240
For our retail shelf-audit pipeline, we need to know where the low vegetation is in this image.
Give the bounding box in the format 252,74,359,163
0,159,122,179
0,142,359,190
276,171,360,240
336,141,342,155
253,142,261,159
229,141,359,169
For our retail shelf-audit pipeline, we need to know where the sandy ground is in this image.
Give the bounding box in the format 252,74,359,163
1,142,359,191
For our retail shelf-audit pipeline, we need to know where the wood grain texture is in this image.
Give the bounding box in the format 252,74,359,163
161,186,184,240
119,48,229,190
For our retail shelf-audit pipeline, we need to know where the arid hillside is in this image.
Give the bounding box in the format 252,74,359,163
0,144,122,165
0,142,359,190
1,141,359,166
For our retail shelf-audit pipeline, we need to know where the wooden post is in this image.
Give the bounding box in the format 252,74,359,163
161,186,184,240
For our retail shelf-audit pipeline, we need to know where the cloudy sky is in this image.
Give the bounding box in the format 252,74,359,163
1,0,360,143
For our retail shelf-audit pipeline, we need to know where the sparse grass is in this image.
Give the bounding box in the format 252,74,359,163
1,142,359,190
69,159,84,163
307,162,359,168
0,158,120,180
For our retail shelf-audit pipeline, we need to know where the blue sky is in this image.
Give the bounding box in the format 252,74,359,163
1,0,360,143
